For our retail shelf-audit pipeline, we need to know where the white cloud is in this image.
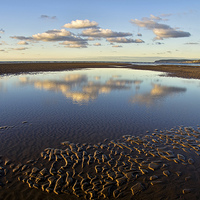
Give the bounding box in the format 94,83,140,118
131,15,191,40
112,45,122,48
12,47,28,50
150,14,162,21
1,41,8,45
107,37,144,43
93,43,101,46
11,29,88,48
81,28,132,38
60,40,88,48
32,29,73,41
64,19,98,29
17,41,29,45
0,29,5,34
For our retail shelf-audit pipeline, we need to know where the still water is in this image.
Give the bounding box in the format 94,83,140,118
0,68,200,160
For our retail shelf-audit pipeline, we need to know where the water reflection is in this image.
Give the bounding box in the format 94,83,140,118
19,73,143,104
130,84,186,105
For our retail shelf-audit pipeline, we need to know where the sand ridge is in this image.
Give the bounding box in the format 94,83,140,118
1,125,200,199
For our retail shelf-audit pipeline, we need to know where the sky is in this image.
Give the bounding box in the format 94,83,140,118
0,0,200,62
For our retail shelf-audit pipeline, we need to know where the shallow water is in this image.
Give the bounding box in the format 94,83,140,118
0,68,200,160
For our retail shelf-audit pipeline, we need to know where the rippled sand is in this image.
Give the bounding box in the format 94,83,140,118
1,125,200,199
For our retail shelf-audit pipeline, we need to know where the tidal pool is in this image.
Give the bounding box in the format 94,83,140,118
0,68,200,160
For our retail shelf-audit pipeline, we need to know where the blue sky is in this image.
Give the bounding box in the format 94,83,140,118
0,0,199,61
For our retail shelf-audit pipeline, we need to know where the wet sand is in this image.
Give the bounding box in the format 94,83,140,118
1,62,200,79
1,126,200,199
0,62,128,76
1,63,200,199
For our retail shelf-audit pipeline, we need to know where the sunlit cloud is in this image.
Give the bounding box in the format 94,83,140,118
60,40,88,48
131,15,191,40
17,41,29,45
112,45,122,48
12,47,28,51
81,28,132,38
32,29,73,41
1,41,8,45
130,84,186,105
11,29,88,48
107,37,144,43
93,43,101,46
63,19,98,29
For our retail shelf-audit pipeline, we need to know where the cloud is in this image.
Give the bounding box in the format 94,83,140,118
12,47,28,50
131,15,191,40
64,19,98,29
81,28,132,38
93,43,101,46
11,29,88,48
17,41,29,45
0,29,5,34
155,42,164,45
32,29,73,41
10,36,33,41
40,15,57,20
112,45,122,48
184,42,199,45
150,14,162,21
130,84,186,105
107,37,144,43
60,39,88,48
1,40,8,45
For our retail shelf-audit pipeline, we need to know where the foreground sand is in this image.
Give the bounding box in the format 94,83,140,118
1,63,200,199
1,125,200,199
1,62,200,79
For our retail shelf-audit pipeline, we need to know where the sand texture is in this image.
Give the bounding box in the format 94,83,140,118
0,63,128,75
1,126,200,199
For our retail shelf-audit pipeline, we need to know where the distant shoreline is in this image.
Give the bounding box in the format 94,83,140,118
1,62,200,79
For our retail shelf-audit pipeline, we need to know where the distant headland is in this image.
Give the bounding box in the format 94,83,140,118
155,59,200,64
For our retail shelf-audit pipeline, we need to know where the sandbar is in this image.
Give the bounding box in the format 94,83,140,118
1,62,200,79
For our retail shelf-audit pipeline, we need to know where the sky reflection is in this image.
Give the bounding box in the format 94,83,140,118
130,84,186,105
18,71,188,105
19,73,143,104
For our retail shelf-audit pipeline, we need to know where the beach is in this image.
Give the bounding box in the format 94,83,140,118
1,62,200,79
0,63,200,200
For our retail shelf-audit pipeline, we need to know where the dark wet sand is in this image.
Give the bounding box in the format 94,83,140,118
1,63,200,199
1,126,200,199
1,62,200,79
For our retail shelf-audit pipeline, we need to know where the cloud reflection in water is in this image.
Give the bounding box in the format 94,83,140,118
19,74,143,104
130,84,186,105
